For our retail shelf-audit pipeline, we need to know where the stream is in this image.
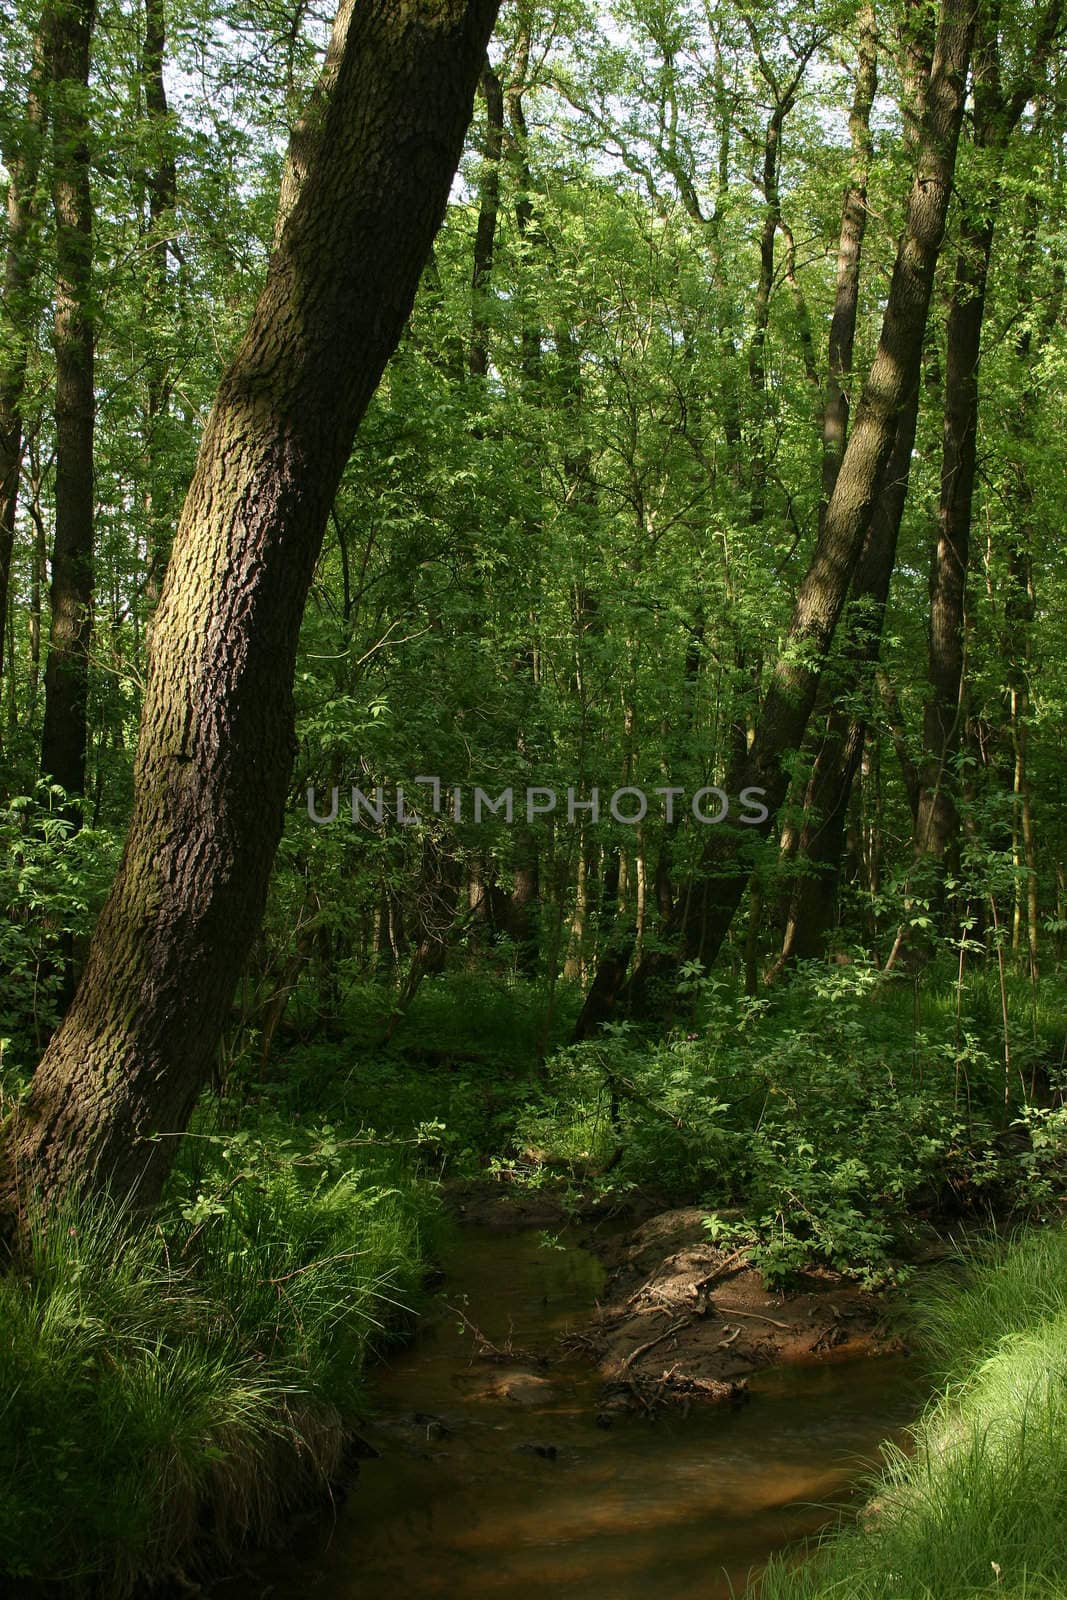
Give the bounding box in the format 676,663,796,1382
220,1222,921,1600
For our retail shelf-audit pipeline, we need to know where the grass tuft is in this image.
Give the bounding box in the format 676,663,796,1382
0,1131,432,1594
757,1227,1067,1600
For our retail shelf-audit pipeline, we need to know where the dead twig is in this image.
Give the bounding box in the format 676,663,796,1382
693,1245,752,1293
714,1306,790,1330
622,1318,689,1370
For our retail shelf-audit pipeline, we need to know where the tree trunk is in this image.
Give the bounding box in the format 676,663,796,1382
771,12,881,965
581,0,974,1031
684,0,971,958
820,3,877,524
744,34,815,528
141,0,178,605
469,60,503,380
0,28,48,696
505,49,544,976
0,0,499,1231
999,168,1064,978
40,0,97,803
775,373,924,967
914,210,992,878
26,446,47,726
913,0,1060,915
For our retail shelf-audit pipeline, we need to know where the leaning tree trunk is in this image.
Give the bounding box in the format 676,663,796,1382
39,0,97,804
776,395,923,967
0,0,499,1232
771,0,940,972
819,4,877,524
576,0,974,1036
772,5,882,962
813,0,1060,979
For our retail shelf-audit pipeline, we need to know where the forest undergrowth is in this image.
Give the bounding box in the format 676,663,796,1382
2,956,1066,1592
0,1124,435,1593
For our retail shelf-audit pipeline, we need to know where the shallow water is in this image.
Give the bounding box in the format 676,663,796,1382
220,1224,920,1600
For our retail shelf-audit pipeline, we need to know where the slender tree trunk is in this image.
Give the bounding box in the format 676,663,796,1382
563,841,590,982
744,36,816,528
0,0,499,1231
0,28,48,698
913,0,1060,917
387,836,464,1030
575,606,704,1033
775,375,925,967
510,846,540,974
469,60,503,380
578,0,974,1032
141,0,178,605
40,0,97,803
914,211,992,877
820,3,877,524
878,668,922,826
770,12,881,965
26,446,47,725
998,170,1064,978
505,47,543,976
688,0,972,951
770,0,940,972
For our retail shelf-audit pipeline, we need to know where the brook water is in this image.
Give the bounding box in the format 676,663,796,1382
223,1223,920,1600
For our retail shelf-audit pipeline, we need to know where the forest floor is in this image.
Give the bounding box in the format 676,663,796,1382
5,961,1060,1595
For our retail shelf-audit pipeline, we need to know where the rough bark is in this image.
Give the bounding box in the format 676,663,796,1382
40,0,97,802
0,0,500,1230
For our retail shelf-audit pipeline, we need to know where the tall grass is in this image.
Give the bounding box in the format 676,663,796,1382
758,1228,1067,1600
0,1131,433,1594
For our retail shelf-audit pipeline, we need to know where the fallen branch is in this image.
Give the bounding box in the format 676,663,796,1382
714,1306,790,1330
622,1317,689,1370
693,1244,752,1292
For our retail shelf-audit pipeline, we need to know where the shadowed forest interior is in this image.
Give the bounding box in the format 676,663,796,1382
3,0,1067,1593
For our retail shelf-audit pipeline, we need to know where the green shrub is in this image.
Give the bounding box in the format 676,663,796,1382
492,962,1067,1283
0,789,120,1085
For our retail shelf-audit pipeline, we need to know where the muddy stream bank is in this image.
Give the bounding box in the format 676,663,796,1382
216,1210,922,1600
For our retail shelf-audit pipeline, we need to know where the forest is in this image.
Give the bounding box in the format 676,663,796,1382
2,0,1067,1591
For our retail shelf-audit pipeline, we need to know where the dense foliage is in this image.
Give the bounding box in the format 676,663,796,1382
3,0,1067,1591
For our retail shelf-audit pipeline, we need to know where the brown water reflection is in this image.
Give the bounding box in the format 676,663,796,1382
218,1225,920,1600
